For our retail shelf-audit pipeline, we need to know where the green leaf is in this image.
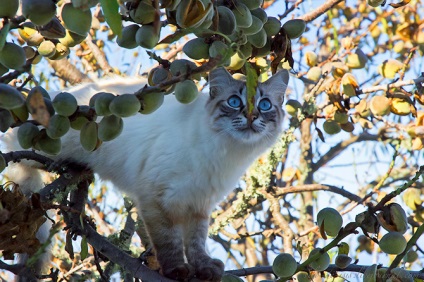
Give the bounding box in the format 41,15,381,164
245,63,258,116
80,235,89,260
99,0,122,38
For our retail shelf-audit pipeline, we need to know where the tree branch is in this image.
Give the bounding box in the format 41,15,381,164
225,264,424,279
311,132,379,173
274,184,363,203
359,76,424,94
134,56,221,97
299,0,345,22
48,58,93,85
85,34,114,74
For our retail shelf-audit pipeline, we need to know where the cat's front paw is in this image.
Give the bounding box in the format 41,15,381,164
163,263,194,281
194,258,224,282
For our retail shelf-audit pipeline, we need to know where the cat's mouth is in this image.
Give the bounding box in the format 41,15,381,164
238,124,262,133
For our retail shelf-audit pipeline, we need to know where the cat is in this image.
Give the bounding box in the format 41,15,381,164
2,67,289,281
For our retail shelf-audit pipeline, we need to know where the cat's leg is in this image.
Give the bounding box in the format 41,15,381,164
183,214,224,282
138,200,194,281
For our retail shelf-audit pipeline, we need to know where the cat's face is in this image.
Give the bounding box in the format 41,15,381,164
207,68,289,144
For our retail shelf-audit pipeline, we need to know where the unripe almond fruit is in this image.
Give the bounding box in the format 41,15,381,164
306,67,321,82
140,92,164,114
135,24,160,49
370,96,391,116
59,30,87,47
285,99,302,116
183,38,210,60
367,0,385,7
98,115,123,141
231,2,252,28
0,109,14,132
175,80,198,104
282,19,306,39
334,254,352,269
52,92,78,117
22,0,57,26
117,24,139,49
46,114,70,139
305,51,318,67
0,0,19,18
341,73,359,97
390,96,411,116
109,94,141,117
129,2,156,24
250,8,267,24
317,207,343,237
247,29,267,48
80,121,99,152
323,120,341,135
0,83,25,110
272,253,297,277
346,49,368,69
61,3,92,36
308,248,330,271
379,232,407,255
37,129,61,155
217,6,236,35
378,59,404,79
37,40,56,58
0,43,26,69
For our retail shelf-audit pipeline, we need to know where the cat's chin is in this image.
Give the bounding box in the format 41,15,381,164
228,129,275,145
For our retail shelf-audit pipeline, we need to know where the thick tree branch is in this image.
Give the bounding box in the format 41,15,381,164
225,264,424,279
85,34,114,74
48,58,93,85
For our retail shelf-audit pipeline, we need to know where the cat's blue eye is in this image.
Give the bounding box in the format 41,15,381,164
227,95,242,108
258,98,272,111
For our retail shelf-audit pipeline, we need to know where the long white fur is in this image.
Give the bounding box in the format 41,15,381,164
1,69,288,280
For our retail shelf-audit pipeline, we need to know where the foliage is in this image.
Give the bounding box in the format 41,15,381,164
0,0,424,281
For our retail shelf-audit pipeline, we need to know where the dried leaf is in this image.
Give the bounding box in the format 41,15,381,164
27,90,50,127
0,185,46,258
389,0,411,8
271,28,294,73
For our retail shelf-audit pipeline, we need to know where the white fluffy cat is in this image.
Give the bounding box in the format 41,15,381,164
2,67,288,281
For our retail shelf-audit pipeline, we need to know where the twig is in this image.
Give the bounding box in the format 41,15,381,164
134,56,221,98
299,0,345,22
373,165,424,211
274,184,362,203
278,0,305,19
311,133,379,173
358,76,424,94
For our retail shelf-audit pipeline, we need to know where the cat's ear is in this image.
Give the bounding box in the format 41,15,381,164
208,67,235,99
261,69,289,97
